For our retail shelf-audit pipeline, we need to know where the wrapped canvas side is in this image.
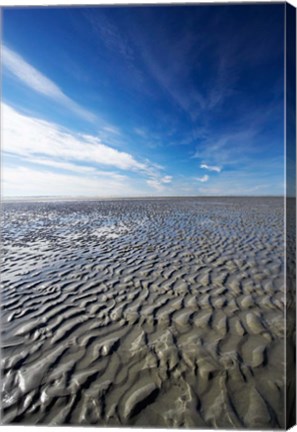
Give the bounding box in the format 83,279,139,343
286,2,296,429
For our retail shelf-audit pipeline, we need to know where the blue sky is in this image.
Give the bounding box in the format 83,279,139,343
2,4,285,197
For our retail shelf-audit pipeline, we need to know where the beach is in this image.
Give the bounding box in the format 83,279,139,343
1,197,285,428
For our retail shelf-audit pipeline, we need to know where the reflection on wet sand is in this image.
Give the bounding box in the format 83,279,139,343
1,197,285,428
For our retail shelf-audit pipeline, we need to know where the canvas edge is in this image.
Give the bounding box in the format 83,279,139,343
285,1,296,430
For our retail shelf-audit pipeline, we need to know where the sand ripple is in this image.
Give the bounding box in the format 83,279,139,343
1,197,285,428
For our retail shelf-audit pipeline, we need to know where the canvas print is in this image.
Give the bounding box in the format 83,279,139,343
1,2,296,430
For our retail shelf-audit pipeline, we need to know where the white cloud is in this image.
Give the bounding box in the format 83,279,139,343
200,163,222,173
195,175,209,182
23,157,127,180
161,175,172,183
2,165,139,197
2,103,174,197
2,45,96,122
2,103,150,173
146,174,173,191
146,179,165,191
24,158,96,174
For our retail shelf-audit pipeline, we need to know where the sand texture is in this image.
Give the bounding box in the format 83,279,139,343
1,197,285,428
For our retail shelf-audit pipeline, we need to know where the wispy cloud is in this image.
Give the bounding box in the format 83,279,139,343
2,165,139,197
102,125,121,135
196,169,283,196
193,128,259,167
1,8,284,199
146,179,164,191
2,103,151,173
195,175,209,183
134,128,148,138
200,163,221,173
2,103,174,197
129,11,239,122
146,175,173,191
84,11,134,62
2,45,96,122
161,175,173,184
83,11,148,94
24,158,97,174
23,157,126,179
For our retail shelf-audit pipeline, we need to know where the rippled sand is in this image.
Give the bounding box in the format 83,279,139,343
1,197,285,428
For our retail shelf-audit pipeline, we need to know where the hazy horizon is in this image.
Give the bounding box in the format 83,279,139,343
2,194,285,202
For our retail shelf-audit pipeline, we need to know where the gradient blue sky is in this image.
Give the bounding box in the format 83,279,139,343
2,4,285,197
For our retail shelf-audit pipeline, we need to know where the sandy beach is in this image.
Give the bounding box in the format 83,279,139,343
1,197,285,428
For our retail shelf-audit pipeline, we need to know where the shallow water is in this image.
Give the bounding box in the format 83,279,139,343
1,197,285,428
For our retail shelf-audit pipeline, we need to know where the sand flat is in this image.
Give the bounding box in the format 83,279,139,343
1,197,285,428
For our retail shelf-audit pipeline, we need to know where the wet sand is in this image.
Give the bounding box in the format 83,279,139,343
1,197,285,428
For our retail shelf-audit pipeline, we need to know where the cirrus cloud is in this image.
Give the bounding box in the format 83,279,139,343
146,174,173,191
195,175,209,182
2,103,150,173
2,103,174,197
2,45,96,123
200,163,222,172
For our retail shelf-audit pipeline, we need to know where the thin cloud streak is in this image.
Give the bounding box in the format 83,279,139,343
162,175,173,184
2,45,96,122
146,174,173,191
200,163,222,173
23,157,126,180
195,175,209,182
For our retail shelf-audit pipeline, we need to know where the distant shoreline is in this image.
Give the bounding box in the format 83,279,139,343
1,195,285,204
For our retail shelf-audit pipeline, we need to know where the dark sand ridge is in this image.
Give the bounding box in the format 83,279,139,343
1,197,285,428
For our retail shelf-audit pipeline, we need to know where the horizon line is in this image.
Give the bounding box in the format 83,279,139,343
1,194,287,203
